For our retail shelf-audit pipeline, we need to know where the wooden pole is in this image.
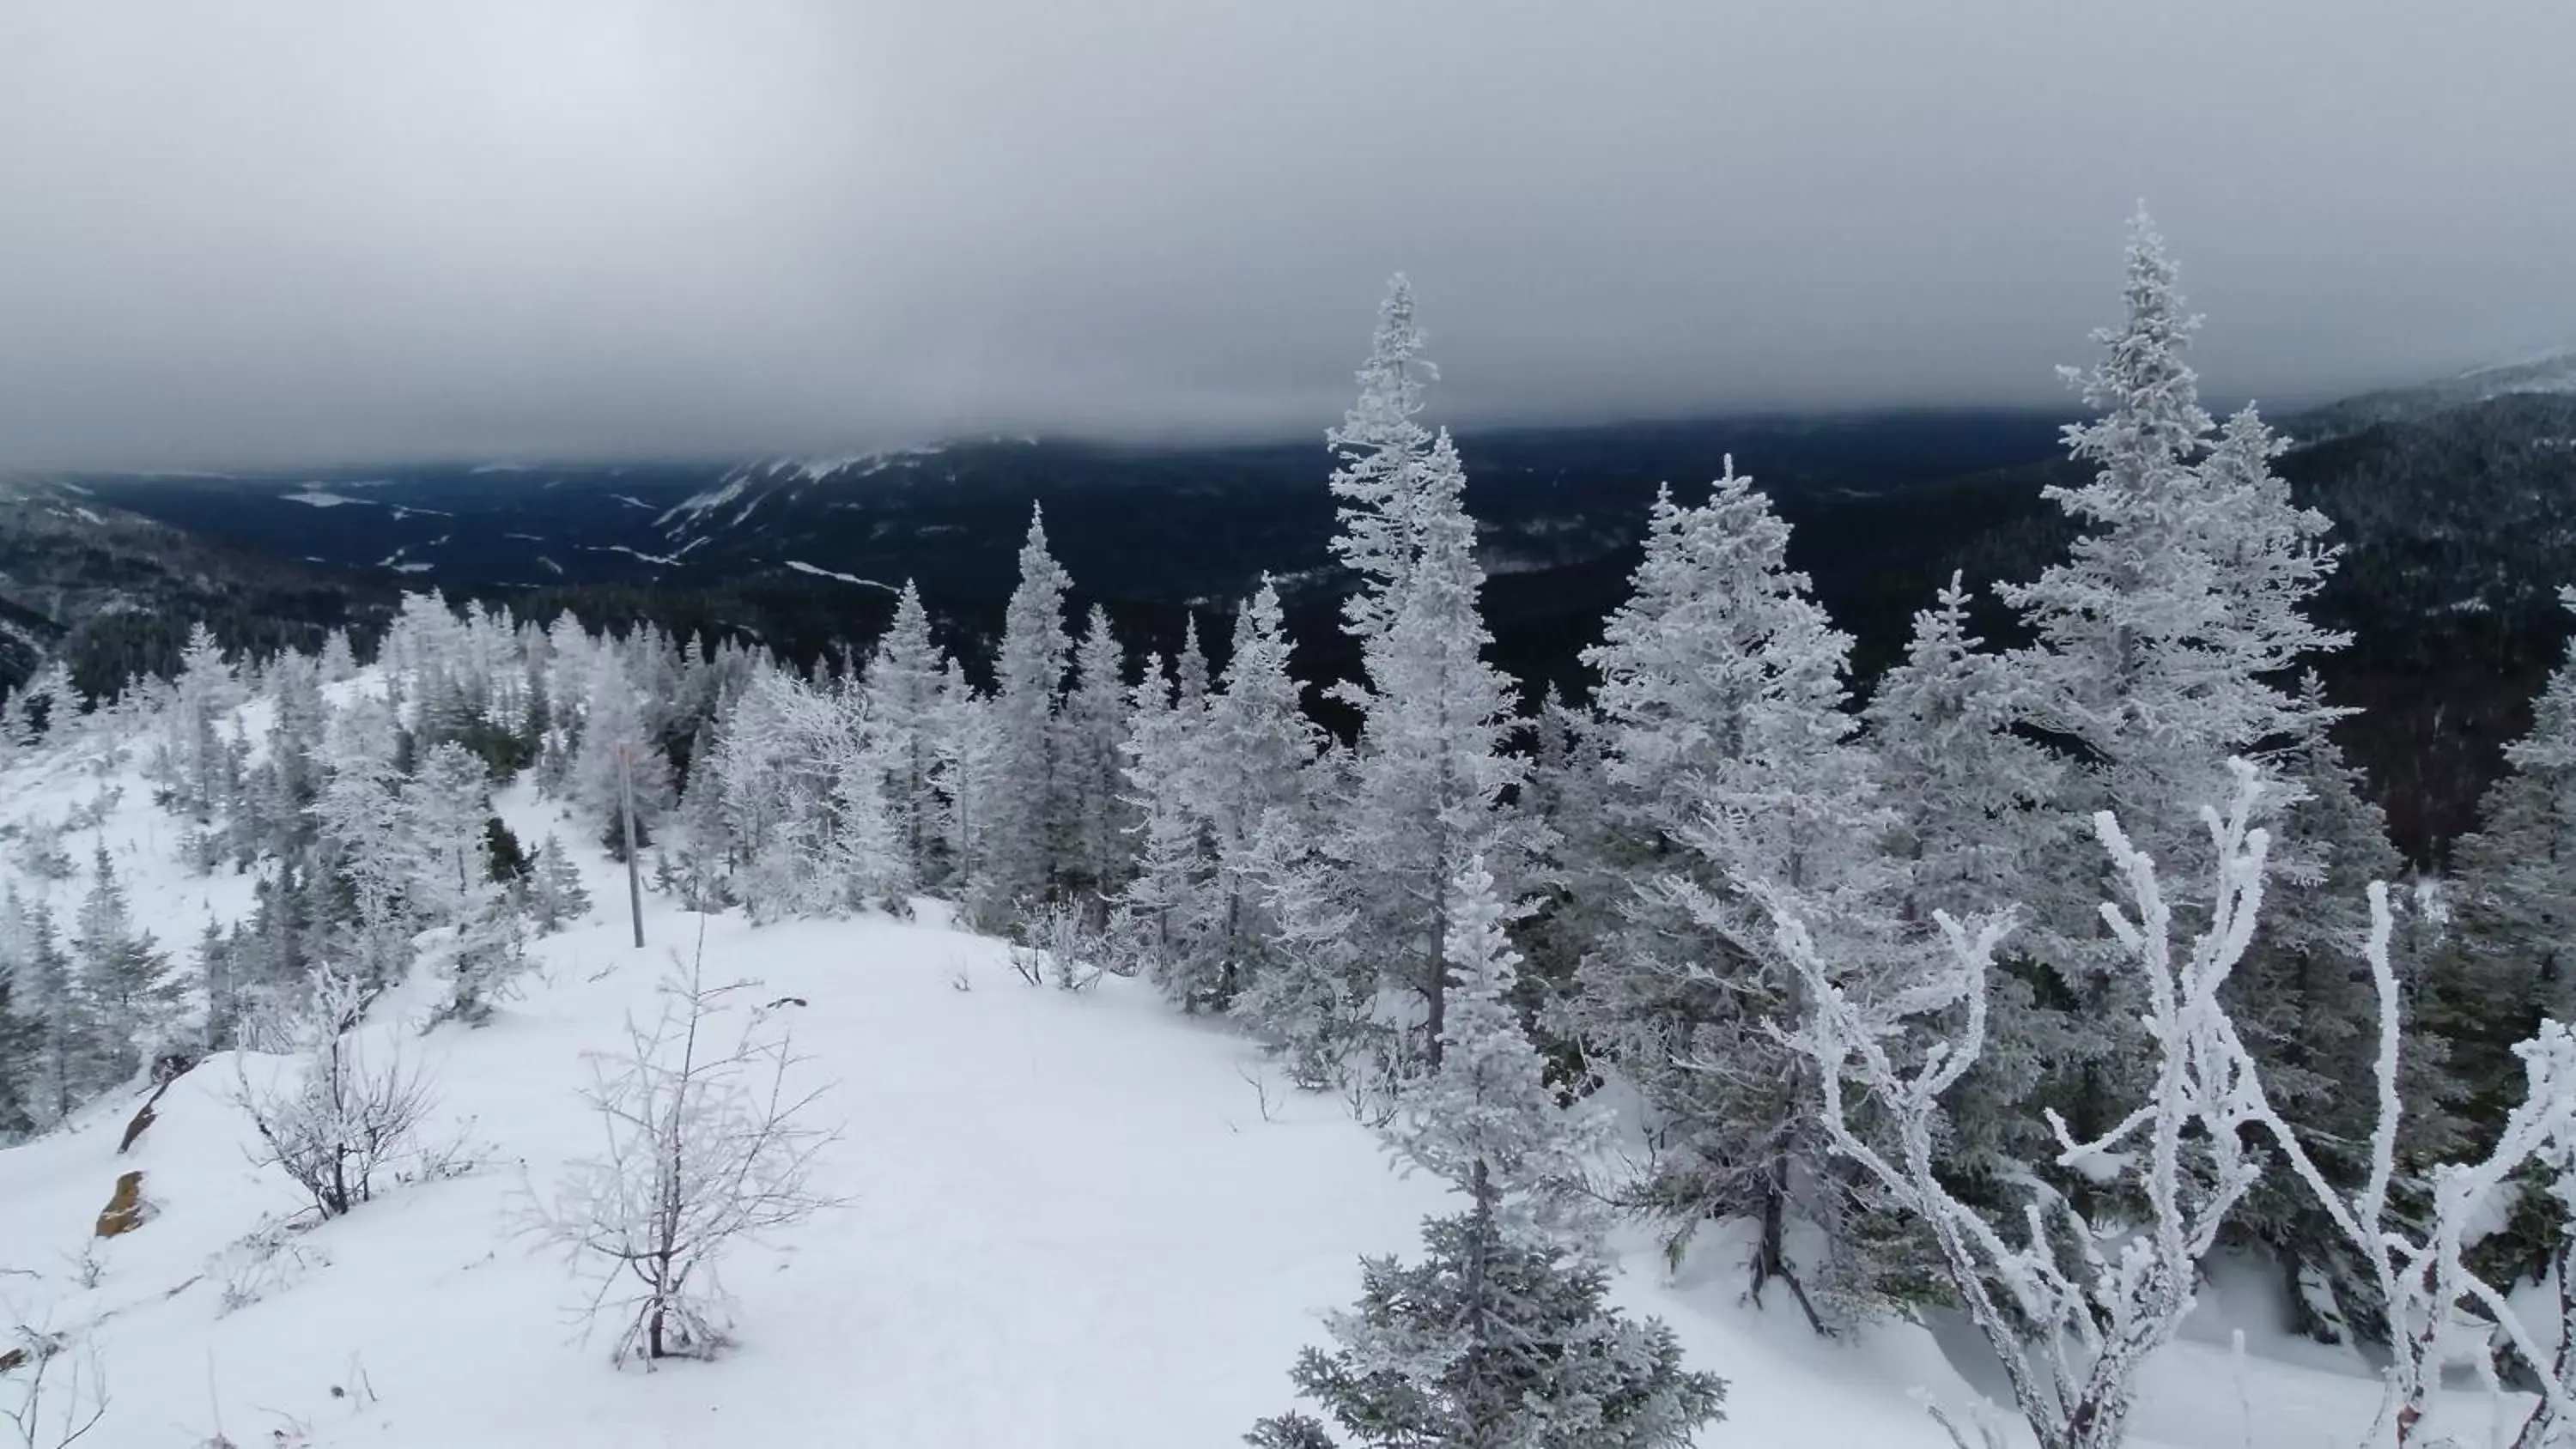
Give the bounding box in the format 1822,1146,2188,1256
621,741,645,949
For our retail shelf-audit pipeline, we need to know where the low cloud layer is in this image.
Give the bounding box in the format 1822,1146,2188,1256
3,2,2571,470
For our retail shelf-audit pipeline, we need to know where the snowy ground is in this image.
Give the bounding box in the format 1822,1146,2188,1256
0,733,2525,1447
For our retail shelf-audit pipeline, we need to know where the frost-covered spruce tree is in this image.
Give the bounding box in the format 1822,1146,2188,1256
2221,671,2448,1340
5,893,81,1125
240,650,329,865
311,692,424,988
1126,584,1321,1013
1563,465,1897,1319
703,664,905,922
1995,212,2344,1137
0,955,34,1140
152,621,241,823
1202,580,1322,990
66,846,182,1091
405,742,498,930
1232,803,1374,1089
823,693,910,914
1120,652,1224,1006
862,580,951,886
706,665,823,922
1060,604,1133,903
2449,591,2576,1089
665,727,736,912
196,917,240,1053
529,834,595,934
569,644,675,858
1249,858,1725,1449
1327,275,1437,643
976,505,1074,927
2435,591,2576,1285
1322,279,1537,1078
934,660,1002,897
1859,573,2070,1196
0,889,53,1133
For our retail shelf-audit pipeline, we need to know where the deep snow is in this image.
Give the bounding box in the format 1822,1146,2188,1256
0,720,2533,1448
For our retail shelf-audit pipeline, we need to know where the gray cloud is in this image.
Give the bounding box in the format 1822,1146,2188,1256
3,0,2572,470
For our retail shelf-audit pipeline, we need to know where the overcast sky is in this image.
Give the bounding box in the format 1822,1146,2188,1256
2,2,2571,470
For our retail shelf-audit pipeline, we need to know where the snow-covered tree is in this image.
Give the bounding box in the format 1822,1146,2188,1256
1249,858,1725,1449
1860,573,2070,1195
4,892,80,1126
1232,802,1375,1090
1060,604,1133,901
1561,464,1897,1317
863,580,951,885
150,621,242,824
0,949,34,1141
317,627,360,685
310,694,422,989
2218,672,2453,1339
976,506,1074,925
702,665,908,923
526,947,839,1366
404,742,498,929
1326,274,1437,641
1202,581,1321,982
529,834,596,935
73,845,181,1081
1119,653,1224,1007
568,644,674,858
934,662,1003,898
1995,211,2345,1138
2448,590,2576,1096
1321,282,1537,1081
1772,762,2290,1449
196,917,240,1053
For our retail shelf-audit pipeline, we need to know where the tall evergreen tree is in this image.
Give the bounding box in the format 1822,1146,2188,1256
3,890,81,1126
1859,574,2071,1195
864,580,951,886
1995,210,2346,1137
1562,466,1897,1319
1121,654,1225,1007
1323,279,1537,1079
1202,580,1322,993
1060,604,1133,902
979,506,1074,925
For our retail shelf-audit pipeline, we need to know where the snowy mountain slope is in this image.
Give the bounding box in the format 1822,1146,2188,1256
0,479,388,700
0,700,2531,1449
2298,346,2576,435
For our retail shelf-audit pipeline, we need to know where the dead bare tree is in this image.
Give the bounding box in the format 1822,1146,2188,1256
234,966,438,1220
524,928,841,1367
0,1324,106,1449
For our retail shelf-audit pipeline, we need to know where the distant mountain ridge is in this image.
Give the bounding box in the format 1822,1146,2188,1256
10,374,2576,859
54,412,2074,604
2298,345,2576,434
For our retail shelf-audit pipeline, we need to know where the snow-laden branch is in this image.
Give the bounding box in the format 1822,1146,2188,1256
1771,760,2280,1449
2220,882,2576,1447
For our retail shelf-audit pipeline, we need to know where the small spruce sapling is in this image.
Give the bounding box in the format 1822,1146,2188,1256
1249,858,1725,1449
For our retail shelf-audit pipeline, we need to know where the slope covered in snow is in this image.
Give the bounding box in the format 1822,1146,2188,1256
0,697,2529,1449
0,689,2535,1449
